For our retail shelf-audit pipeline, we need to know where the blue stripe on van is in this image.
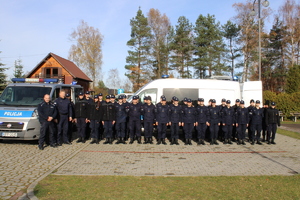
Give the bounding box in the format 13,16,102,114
0,110,33,118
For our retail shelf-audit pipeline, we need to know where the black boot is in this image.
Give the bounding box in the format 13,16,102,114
129,138,134,144
228,139,233,144
241,140,246,145
116,138,121,144
271,139,276,144
197,139,201,145
90,138,96,144
76,137,82,143
251,140,255,145
214,139,219,145
170,138,174,145
237,139,241,145
95,139,99,144
188,139,192,145
109,138,113,144
175,139,179,145
162,138,167,145
210,139,214,145
82,138,86,143
223,139,228,144
200,139,205,145
257,140,262,145
185,139,189,145
143,137,148,144
137,136,142,144
103,138,109,144
149,137,153,144
156,139,161,145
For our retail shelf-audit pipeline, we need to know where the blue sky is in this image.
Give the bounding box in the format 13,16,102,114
0,0,285,87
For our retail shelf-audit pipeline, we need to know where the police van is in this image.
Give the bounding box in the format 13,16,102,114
0,78,83,140
128,76,262,107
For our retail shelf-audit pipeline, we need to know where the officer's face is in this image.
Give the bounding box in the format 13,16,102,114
59,92,65,99
98,96,103,100
106,99,110,103
212,102,216,107
240,104,245,108
222,102,226,105
187,102,192,107
111,98,115,102
227,103,231,107
85,94,90,99
94,98,99,102
133,99,138,104
174,101,179,105
44,95,50,103
118,99,123,103
162,101,166,105
236,102,240,106
271,105,275,108
256,103,260,108
250,102,255,106
79,95,84,99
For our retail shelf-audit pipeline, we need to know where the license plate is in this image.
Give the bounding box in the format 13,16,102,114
1,132,18,137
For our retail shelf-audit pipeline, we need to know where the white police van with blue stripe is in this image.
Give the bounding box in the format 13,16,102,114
0,78,82,140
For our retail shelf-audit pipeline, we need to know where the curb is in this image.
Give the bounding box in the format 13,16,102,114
20,142,89,200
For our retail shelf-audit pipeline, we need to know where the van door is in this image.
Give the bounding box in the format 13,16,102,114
242,81,263,107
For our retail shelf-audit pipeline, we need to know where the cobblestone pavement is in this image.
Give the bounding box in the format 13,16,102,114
0,133,299,200
54,133,300,177
0,140,89,200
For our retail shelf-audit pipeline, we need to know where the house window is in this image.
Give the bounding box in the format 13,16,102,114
44,67,60,78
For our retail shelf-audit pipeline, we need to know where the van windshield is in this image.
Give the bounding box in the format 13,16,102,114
0,86,52,106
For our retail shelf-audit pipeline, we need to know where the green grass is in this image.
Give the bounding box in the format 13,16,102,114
35,175,300,200
277,128,300,140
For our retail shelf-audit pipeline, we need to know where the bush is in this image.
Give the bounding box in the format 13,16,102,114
263,90,300,117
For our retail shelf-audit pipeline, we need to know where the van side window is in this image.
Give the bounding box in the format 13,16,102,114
138,89,157,104
52,88,60,101
163,88,199,101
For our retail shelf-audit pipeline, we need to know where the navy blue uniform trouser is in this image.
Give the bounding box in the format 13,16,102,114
222,124,233,139
157,122,167,139
57,114,69,143
144,121,153,138
251,124,262,141
209,123,219,140
129,120,141,138
237,124,247,140
267,123,277,141
39,121,55,147
103,121,114,138
248,122,252,140
196,123,206,139
115,122,126,138
183,123,194,139
76,118,87,138
171,123,180,139
90,120,100,139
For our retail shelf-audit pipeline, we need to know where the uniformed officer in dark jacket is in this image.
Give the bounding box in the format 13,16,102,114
115,95,127,144
236,100,249,145
122,94,130,140
84,91,93,104
250,100,264,145
142,96,156,144
262,100,269,142
66,93,75,142
88,95,101,144
101,95,116,144
182,98,197,145
97,93,104,139
247,99,255,142
169,96,182,145
155,97,170,145
127,95,143,144
195,98,208,145
37,94,57,150
110,94,116,104
231,99,240,142
75,92,88,143
219,98,227,142
222,100,235,144
54,90,73,145
208,99,221,145
265,102,280,144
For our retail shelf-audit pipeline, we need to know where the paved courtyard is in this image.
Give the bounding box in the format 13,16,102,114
0,132,299,199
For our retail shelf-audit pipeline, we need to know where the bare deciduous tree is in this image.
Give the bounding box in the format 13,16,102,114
69,20,103,89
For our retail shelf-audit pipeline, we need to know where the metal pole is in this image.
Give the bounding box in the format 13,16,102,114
258,0,261,81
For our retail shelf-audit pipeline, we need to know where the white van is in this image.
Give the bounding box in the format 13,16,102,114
128,78,262,107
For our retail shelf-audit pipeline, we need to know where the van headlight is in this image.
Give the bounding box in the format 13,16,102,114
31,109,39,117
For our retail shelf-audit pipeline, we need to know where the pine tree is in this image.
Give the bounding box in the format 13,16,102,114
0,51,7,92
194,14,225,78
286,64,300,93
13,59,25,78
222,20,241,77
170,16,194,78
125,8,152,91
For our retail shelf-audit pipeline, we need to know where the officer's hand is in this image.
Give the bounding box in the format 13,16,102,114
166,123,169,126
156,122,158,126
182,122,184,126
112,121,115,125
246,124,248,127
236,123,238,127
223,123,225,126
232,124,235,126
206,122,210,126
48,116,53,121
102,121,104,125
54,119,58,123
195,122,198,126
169,122,172,126
218,123,220,126
69,117,72,121
179,122,182,126
194,123,196,126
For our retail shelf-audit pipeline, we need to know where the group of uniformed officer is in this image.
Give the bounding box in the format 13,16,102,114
37,91,281,150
